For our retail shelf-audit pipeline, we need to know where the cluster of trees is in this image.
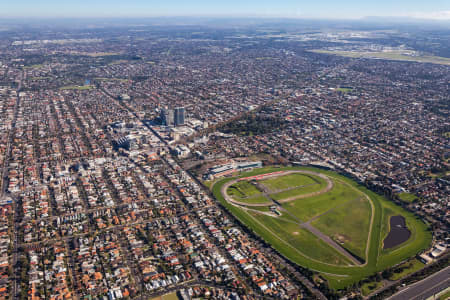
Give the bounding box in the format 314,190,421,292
219,114,287,136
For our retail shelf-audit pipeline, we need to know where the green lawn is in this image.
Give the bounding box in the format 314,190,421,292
211,166,432,290
260,173,319,191
389,258,425,281
237,195,272,205
270,179,327,202
23,64,44,69
337,87,353,93
247,205,272,213
398,192,418,203
280,179,360,222
361,281,384,296
251,212,354,266
312,196,371,260
203,180,213,189
278,212,304,223
59,85,95,90
237,166,291,177
227,181,262,199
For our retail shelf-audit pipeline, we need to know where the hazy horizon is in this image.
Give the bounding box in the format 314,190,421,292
1,0,449,21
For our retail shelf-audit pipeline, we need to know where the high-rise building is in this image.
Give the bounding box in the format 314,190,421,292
161,107,185,126
174,107,185,126
160,108,174,126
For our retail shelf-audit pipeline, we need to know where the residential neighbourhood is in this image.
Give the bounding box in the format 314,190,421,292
0,19,448,299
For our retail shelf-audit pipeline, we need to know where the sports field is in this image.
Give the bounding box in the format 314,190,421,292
211,166,432,290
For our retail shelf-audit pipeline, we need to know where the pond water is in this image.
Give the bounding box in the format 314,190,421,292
383,215,411,249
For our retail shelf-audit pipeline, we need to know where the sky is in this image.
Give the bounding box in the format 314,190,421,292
1,0,450,20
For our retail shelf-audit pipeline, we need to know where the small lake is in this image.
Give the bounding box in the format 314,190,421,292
383,215,411,249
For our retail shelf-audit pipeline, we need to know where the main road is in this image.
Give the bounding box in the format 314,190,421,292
387,265,450,300
2,72,23,300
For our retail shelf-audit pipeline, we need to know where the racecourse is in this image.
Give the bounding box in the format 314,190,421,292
211,166,432,289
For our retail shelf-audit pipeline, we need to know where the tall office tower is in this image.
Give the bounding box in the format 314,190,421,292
160,108,174,126
174,107,185,126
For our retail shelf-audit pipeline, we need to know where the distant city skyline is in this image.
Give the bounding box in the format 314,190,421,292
1,0,450,20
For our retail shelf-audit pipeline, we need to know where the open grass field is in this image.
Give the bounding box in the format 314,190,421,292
23,64,44,69
270,181,327,201
260,173,318,191
250,211,354,265
280,179,359,222
310,49,450,66
398,192,418,203
269,175,327,198
212,166,432,290
237,195,272,205
312,196,371,260
59,85,95,90
227,181,262,199
247,205,272,213
336,87,353,93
